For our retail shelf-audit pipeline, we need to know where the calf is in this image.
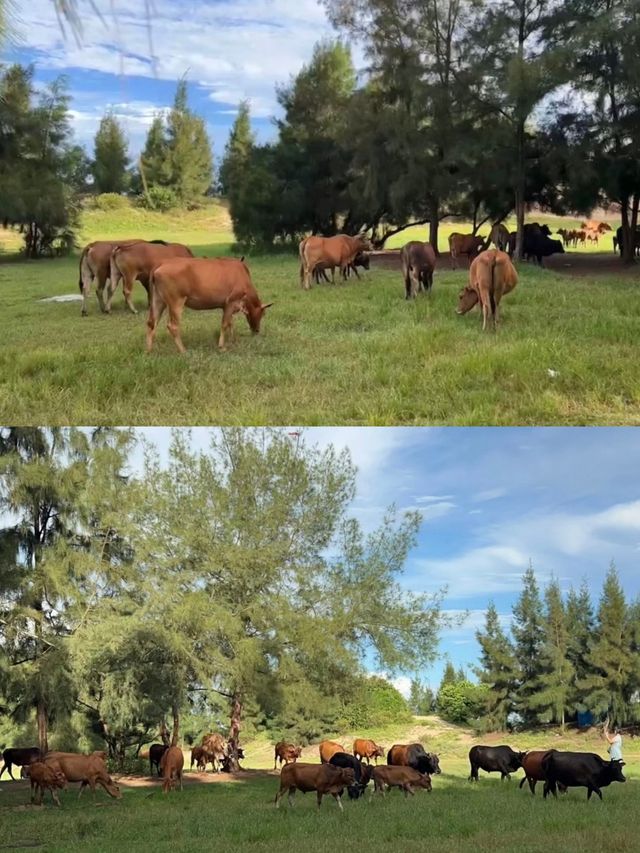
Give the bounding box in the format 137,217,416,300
319,740,345,764
448,233,485,269
401,241,436,298
468,745,524,782
329,751,370,800
44,752,121,799
27,760,67,807
373,765,432,797
274,742,302,769
149,743,169,776
274,762,355,811
456,249,517,331
190,746,207,772
0,747,41,781
542,750,625,801
160,746,184,794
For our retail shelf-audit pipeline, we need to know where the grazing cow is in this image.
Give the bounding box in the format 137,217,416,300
106,240,193,314
448,233,485,269
353,739,385,765
319,740,345,764
329,752,371,800
274,762,356,811
0,747,41,781
146,257,273,354
199,733,227,772
149,743,169,776
456,249,518,331
522,231,565,266
387,743,441,775
190,746,207,772
160,746,184,794
490,223,510,252
79,239,148,316
373,765,432,797
542,750,625,801
26,761,67,807
44,752,121,799
519,750,567,796
581,220,612,234
274,742,303,769
300,234,369,290
400,241,436,298
468,745,524,782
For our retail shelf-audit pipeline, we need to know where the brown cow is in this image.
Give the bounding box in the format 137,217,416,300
400,241,436,299
160,746,184,793
456,249,518,331
319,740,345,764
490,223,510,252
201,733,227,771
372,765,432,797
299,234,369,290
520,750,568,796
581,220,612,234
26,760,67,806
190,746,208,772
44,752,121,799
353,739,385,765
79,239,147,316
274,762,356,810
274,742,303,769
146,257,273,353
106,240,193,315
448,233,486,269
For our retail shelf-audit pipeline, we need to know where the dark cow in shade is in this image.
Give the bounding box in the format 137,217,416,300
0,747,41,781
468,745,524,782
149,743,169,776
542,750,625,801
400,240,436,298
329,751,372,800
523,232,565,266
387,743,441,775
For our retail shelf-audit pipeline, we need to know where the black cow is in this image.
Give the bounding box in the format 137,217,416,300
614,225,640,258
149,743,169,777
523,233,565,266
220,745,246,772
523,222,552,238
542,750,626,801
0,747,41,781
329,752,372,800
468,745,524,782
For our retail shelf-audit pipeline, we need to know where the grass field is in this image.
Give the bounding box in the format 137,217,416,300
1,202,637,426
1,720,637,852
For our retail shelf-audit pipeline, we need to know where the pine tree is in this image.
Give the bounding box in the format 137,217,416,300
219,100,255,196
140,114,170,189
512,565,544,724
475,603,518,730
440,660,457,689
165,79,213,203
580,564,634,726
408,679,435,715
565,581,594,712
92,113,129,194
529,578,574,727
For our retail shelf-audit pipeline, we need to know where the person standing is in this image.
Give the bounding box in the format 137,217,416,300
603,720,623,762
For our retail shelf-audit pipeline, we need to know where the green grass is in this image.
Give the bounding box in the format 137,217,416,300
1,202,637,425
1,722,637,853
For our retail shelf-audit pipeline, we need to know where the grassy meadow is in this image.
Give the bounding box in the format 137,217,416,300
1,201,637,426
1,719,637,853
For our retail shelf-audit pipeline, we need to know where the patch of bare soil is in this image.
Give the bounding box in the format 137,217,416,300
114,768,273,789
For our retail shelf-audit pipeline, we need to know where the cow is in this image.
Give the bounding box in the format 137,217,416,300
614,225,640,258
160,745,184,794
273,742,303,769
299,234,369,290
25,760,67,807
274,762,356,811
456,249,518,331
319,740,345,764
581,220,612,234
105,240,193,315
448,233,486,269
329,752,372,800
400,241,436,299
219,744,245,773
200,733,227,772
190,746,207,772
146,257,273,354
523,231,565,266
387,743,441,775
372,765,432,797
490,223,510,252
78,239,167,316
43,752,121,799
313,251,370,283
542,750,625,801
519,750,568,796
468,745,524,782
0,747,41,781
149,743,169,776
353,739,385,765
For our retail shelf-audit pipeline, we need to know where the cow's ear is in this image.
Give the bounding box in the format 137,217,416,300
261,302,274,310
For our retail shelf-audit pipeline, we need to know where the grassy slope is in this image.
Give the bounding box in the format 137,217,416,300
2,719,637,853
1,202,637,426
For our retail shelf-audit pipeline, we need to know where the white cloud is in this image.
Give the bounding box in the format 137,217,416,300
473,488,507,502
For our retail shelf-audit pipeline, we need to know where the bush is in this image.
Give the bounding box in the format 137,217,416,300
138,186,179,212
340,676,412,729
93,192,129,211
436,680,489,725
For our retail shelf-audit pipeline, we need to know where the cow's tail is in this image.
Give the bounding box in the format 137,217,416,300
489,255,497,318
78,246,87,292
79,245,93,293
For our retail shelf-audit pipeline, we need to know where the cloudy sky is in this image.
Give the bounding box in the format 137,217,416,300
4,0,345,157
133,427,640,692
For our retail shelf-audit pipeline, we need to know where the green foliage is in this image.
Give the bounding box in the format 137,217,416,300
340,677,412,729
475,603,519,731
93,192,129,211
92,113,129,194
409,679,436,715
511,565,544,723
219,100,255,197
139,185,179,212
437,681,488,725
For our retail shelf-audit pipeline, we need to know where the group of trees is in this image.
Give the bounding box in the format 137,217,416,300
0,428,444,764
222,0,640,260
476,566,640,730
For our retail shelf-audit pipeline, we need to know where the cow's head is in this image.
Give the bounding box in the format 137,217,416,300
456,286,479,315
551,239,565,254
245,299,274,333
541,224,551,236
354,251,370,270
609,761,626,783
417,773,433,792
106,779,122,799
294,746,303,758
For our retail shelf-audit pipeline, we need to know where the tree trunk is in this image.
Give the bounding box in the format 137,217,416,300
37,699,48,754
429,197,440,256
226,693,243,772
621,194,639,264
160,717,170,746
171,705,180,747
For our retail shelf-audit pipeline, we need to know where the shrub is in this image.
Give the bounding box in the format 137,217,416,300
138,186,179,212
341,676,412,728
93,192,129,211
436,680,489,725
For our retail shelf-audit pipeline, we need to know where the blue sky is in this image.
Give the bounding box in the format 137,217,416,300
132,427,640,694
3,0,343,158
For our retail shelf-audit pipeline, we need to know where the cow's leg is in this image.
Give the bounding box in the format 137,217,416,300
468,763,478,782
178,769,183,791
0,762,8,780
166,301,186,354
146,296,166,353
332,792,343,811
51,789,61,807
218,302,239,351
122,274,139,315
30,778,37,804
95,271,109,314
